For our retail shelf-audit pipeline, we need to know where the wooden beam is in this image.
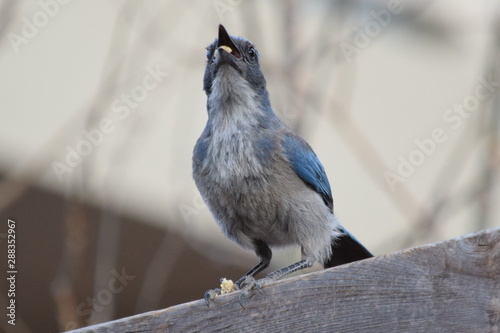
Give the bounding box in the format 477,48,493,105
70,227,500,332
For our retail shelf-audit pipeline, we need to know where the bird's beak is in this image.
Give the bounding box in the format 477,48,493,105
217,24,241,59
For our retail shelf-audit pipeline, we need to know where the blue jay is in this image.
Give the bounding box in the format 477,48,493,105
193,25,373,304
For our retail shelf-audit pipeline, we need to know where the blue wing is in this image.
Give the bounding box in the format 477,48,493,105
282,134,333,210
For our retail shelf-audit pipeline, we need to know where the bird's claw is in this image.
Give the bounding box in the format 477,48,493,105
235,276,267,307
238,290,249,308
204,288,221,307
237,277,255,308
205,276,273,308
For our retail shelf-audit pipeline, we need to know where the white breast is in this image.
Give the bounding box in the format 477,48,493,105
205,69,266,183
207,112,264,183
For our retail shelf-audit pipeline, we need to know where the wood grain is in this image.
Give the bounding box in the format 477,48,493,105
69,227,500,333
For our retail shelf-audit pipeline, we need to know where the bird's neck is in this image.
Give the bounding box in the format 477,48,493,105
207,71,273,126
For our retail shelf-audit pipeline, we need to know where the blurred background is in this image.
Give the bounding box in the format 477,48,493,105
0,0,499,331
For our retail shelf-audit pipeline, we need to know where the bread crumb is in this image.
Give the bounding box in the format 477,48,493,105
220,278,234,294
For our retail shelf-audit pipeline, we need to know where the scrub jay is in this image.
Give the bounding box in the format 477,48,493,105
193,25,373,304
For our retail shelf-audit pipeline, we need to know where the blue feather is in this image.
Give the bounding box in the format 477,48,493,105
282,134,333,210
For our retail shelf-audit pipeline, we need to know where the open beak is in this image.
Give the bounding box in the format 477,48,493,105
217,24,241,59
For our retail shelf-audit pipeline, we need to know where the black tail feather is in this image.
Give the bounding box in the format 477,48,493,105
323,230,373,268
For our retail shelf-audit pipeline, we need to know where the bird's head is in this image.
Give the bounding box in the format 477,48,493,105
203,25,268,108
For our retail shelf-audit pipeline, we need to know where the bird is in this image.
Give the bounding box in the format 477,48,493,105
192,24,373,305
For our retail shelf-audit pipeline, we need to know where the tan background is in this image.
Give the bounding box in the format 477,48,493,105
0,0,499,331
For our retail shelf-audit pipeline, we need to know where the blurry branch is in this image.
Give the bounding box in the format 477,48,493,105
322,96,428,231
294,3,428,229
74,0,186,326
51,202,90,330
406,8,500,246
0,181,30,213
282,0,304,132
0,111,85,214
0,3,61,210
314,1,500,249
52,2,141,328
0,0,198,327
476,16,500,231
51,0,184,327
81,2,141,326
0,1,18,42
399,107,480,246
134,232,185,313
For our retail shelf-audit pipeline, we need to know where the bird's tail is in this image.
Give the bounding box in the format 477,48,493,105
323,227,373,268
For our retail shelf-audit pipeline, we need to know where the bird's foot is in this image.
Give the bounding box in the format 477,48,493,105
203,278,236,307
203,288,221,307
236,275,276,307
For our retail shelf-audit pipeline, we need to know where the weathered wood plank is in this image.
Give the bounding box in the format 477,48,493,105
70,228,500,333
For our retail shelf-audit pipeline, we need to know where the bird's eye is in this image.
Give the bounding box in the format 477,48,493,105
248,47,256,60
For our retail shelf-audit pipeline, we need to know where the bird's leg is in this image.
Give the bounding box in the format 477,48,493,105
234,260,268,288
235,239,272,289
204,240,271,307
237,248,313,307
239,259,312,297
265,259,312,281
238,247,315,304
